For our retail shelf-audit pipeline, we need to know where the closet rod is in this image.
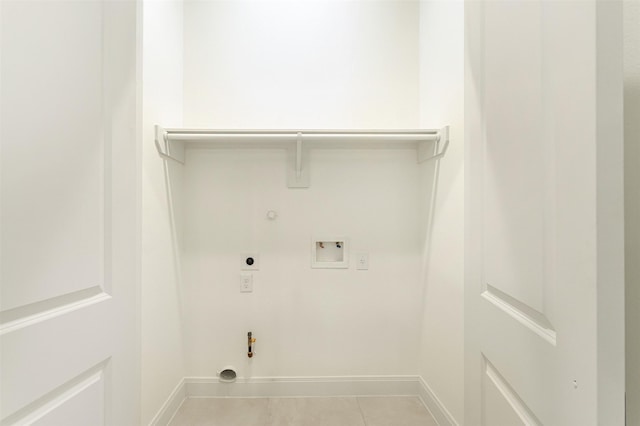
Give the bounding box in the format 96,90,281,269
162,129,440,141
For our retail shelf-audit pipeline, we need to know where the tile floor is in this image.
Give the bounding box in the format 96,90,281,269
168,396,438,426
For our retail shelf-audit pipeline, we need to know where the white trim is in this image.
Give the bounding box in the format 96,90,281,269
148,378,186,426
417,376,458,426
185,375,419,398
151,375,459,426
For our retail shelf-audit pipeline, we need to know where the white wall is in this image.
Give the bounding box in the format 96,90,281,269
418,1,464,424
141,1,186,424
183,0,419,129
182,148,424,377
624,1,640,423
180,0,425,378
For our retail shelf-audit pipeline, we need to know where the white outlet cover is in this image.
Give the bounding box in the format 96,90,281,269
240,273,253,292
356,253,369,270
241,253,259,270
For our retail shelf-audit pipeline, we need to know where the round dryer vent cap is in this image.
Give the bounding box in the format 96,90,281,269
219,367,237,383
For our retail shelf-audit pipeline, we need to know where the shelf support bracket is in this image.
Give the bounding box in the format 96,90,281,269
296,132,303,179
287,132,310,188
417,126,450,163
155,125,185,164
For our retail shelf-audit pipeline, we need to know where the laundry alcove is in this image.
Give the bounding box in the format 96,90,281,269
141,1,464,425
0,0,629,424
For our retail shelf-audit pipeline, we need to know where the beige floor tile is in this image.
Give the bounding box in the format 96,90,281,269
356,396,438,426
169,397,269,426
168,396,438,426
267,397,366,426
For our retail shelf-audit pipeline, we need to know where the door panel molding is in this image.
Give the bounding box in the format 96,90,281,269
482,355,542,426
0,360,109,426
481,284,556,345
0,287,110,336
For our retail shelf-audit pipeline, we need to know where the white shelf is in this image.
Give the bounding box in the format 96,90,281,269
155,126,449,188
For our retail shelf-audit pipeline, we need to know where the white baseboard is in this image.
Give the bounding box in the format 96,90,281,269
149,378,186,426
185,375,420,398
417,376,458,426
150,375,457,426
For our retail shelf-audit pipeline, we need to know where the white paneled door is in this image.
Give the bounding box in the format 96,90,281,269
1,1,139,425
465,1,625,425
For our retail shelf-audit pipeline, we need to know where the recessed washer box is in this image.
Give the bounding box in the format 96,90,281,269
311,237,349,269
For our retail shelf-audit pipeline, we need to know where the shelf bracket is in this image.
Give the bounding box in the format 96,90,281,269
155,125,185,164
296,132,302,179
287,132,310,188
417,126,450,163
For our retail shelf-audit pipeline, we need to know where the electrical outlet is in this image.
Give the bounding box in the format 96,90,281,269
356,253,369,270
240,274,253,292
